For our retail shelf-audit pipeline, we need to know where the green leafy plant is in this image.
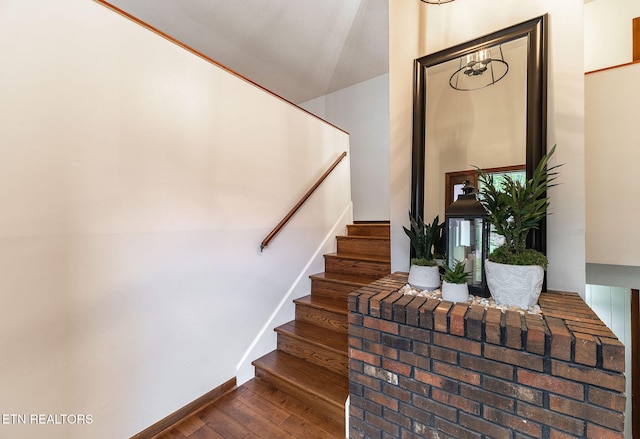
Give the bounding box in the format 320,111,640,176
403,213,444,266
441,260,470,284
477,145,561,269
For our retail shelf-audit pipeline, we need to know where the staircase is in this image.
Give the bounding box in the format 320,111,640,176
252,222,390,429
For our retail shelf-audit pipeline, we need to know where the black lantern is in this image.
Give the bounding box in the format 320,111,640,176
445,181,490,297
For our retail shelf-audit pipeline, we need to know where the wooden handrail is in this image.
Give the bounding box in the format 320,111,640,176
260,151,348,251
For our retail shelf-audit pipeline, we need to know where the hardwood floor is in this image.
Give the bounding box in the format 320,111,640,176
153,378,344,439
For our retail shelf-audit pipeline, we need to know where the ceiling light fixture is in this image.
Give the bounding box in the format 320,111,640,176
449,45,509,91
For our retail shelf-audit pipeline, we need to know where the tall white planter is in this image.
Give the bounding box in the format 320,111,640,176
441,281,469,303
485,260,544,309
407,265,440,291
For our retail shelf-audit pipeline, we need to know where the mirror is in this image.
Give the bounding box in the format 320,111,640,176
411,15,548,256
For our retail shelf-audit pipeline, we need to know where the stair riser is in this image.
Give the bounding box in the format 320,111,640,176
310,278,361,300
277,335,348,377
336,236,390,259
295,305,348,333
347,224,390,238
324,256,391,278
253,368,344,421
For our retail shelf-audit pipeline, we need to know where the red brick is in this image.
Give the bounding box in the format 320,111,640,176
381,333,412,351
398,350,429,369
432,388,480,415
349,324,380,343
483,406,542,437
350,418,380,438
413,393,457,421
459,354,514,380
464,304,485,340
350,394,383,416
414,369,459,393
586,423,625,439
399,325,432,342
349,312,363,325
504,310,523,349
428,345,457,364
588,387,626,412
405,296,428,327
418,298,440,330
383,409,411,430
362,340,398,360
364,411,400,437
549,395,624,432
363,315,399,335
449,303,468,336
350,402,365,420
524,313,547,355
517,369,585,400
382,357,412,377
434,360,481,386
381,291,404,320
517,402,585,436
573,331,597,367
398,402,434,432
434,301,452,332
369,290,394,318
383,381,412,403
485,307,503,345
459,411,512,439
600,337,625,373
433,417,482,439
484,344,544,372
546,316,572,361
349,335,363,350
460,383,515,413
363,387,399,411
350,347,381,366
433,331,481,356
549,428,578,439
552,361,626,393
392,293,417,323
483,376,543,405
351,370,382,391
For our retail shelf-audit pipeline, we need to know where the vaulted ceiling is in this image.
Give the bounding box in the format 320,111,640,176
106,0,390,104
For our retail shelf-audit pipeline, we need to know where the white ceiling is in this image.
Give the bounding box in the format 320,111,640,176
106,0,390,104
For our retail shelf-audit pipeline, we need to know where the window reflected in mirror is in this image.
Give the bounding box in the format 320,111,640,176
445,165,525,254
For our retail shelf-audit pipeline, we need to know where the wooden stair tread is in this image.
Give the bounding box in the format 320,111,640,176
252,351,348,409
275,320,347,353
324,252,391,264
293,295,348,315
310,271,381,286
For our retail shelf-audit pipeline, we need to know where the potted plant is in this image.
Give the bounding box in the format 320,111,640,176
477,145,560,308
403,213,444,290
441,260,470,303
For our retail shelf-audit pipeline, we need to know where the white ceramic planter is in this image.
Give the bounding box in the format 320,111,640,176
441,281,469,303
407,265,440,291
485,260,544,309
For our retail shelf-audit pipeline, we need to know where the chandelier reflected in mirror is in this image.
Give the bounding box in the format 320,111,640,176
449,45,509,91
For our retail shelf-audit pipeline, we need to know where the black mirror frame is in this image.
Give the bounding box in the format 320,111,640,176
410,14,548,256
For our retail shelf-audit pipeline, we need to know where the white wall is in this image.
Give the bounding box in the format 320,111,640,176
585,63,640,268
584,0,640,72
301,74,390,221
390,0,586,296
0,1,352,438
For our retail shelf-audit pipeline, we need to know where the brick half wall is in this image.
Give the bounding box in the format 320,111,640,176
348,272,626,439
